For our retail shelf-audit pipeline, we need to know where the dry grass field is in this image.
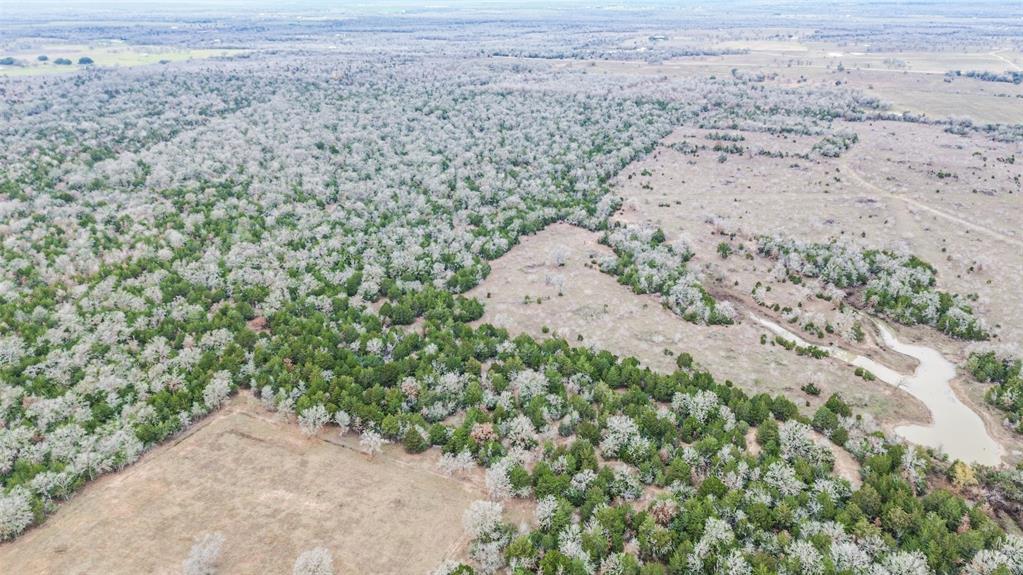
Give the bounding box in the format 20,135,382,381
523,38,1023,125
0,392,508,575
466,223,928,428
0,43,242,76
613,121,1022,348
606,121,1023,461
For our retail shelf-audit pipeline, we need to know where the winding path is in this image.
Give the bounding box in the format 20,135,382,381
841,163,1023,250
990,49,1021,72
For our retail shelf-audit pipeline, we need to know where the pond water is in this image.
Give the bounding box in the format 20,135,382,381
752,315,1004,466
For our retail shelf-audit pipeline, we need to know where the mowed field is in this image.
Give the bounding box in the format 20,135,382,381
0,392,491,574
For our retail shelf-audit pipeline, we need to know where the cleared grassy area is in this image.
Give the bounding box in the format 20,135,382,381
499,37,1023,125
877,88,1023,124
0,44,244,76
0,393,487,574
465,222,928,429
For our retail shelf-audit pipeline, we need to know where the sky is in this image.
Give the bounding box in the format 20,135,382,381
2,0,1017,21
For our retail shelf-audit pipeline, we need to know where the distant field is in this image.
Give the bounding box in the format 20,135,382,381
517,39,1023,125
0,44,243,76
701,43,1023,123
708,38,1022,74
876,86,1023,124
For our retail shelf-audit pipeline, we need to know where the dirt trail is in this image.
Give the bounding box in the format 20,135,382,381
990,50,1021,71
811,430,863,489
841,162,1023,249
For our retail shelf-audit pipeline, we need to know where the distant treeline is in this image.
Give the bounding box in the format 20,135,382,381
490,47,748,62
946,69,1023,85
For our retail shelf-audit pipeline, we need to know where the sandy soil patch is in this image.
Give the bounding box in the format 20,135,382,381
745,428,762,457
0,392,502,575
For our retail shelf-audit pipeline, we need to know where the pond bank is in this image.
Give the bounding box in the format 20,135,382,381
752,314,1005,466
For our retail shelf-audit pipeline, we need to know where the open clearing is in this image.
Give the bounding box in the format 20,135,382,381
609,121,1023,462
522,40,1023,125
614,122,1023,349
0,44,242,76
467,222,929,428
0,392,492,574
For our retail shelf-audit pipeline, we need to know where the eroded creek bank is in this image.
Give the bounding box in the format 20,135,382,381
469,221,1008,467
754,316,1005,465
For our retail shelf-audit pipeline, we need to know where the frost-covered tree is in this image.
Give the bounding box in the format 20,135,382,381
463,500,509,574
0,488,33,540
292,547,334,575
438,450,475,477
359,430,387,458
203,371,233,411
298,405,329,437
